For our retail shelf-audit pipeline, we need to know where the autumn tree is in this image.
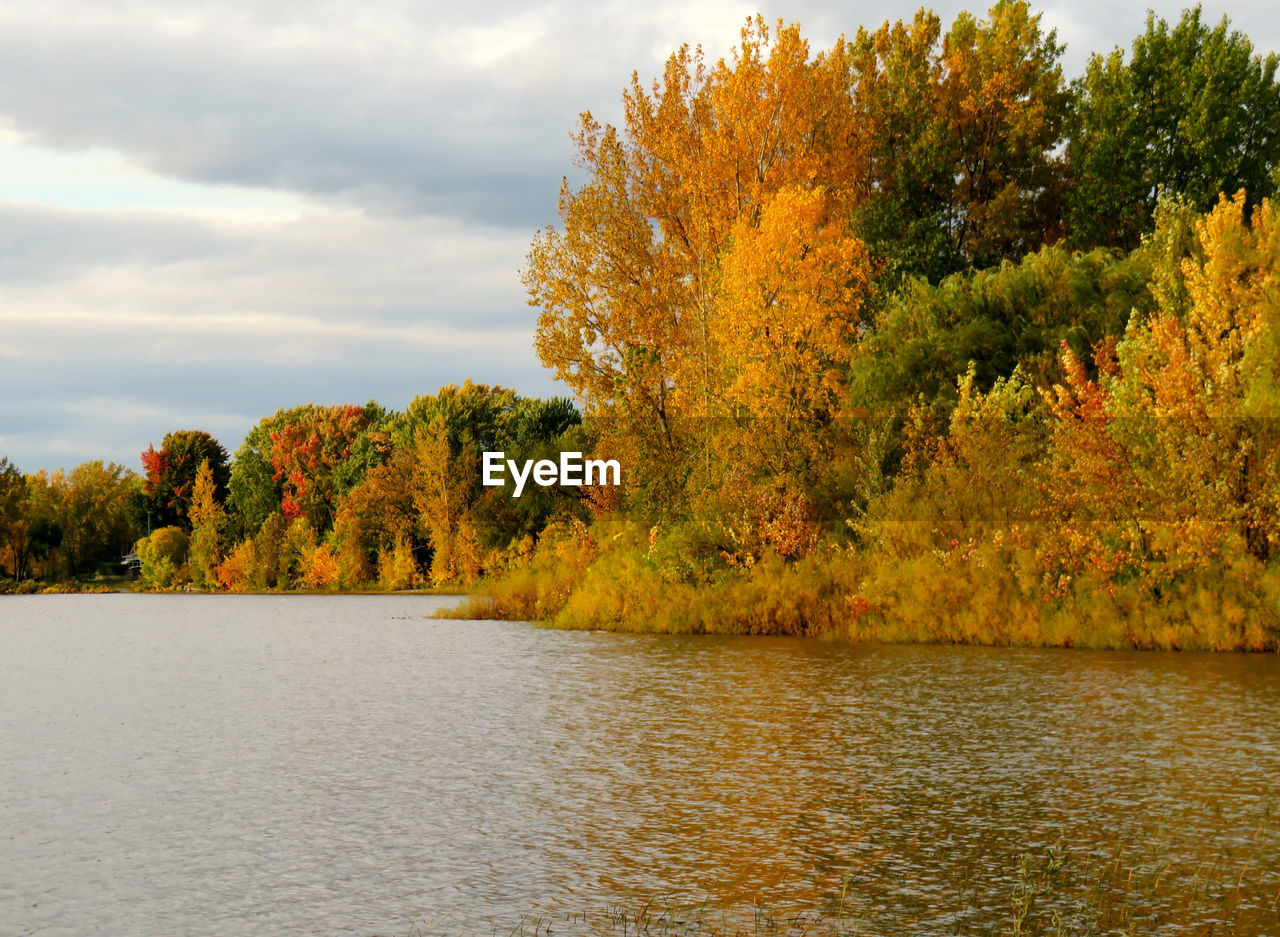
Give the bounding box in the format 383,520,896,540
529,5,1073,526
188,460,226,589
402,384,520,584
7,461,142,579
135,525,190,589
705,185,874,548
0,457,30,579
141,430,230,531
268,404,375,530
469,396,588,542
335,451,418,586
527,18,864,516
227,403,381,539
1041,193,1280,590
15,471,62,579
1117,193,1280,561
861,364,1048,573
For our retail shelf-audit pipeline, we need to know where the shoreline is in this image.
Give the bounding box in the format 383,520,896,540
6,583,1278,653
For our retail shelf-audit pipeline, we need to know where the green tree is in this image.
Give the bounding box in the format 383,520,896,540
1067,6,1280,249
851,244,1154,413
937,0,1069,266
849,1,1069,283
228,419,283,537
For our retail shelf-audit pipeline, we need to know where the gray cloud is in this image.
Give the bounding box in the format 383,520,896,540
0,0,1273,229
0,200,237,283
0,0,684,228
0,202,556,471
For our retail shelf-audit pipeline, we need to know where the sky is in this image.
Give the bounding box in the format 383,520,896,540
1,0,1278,473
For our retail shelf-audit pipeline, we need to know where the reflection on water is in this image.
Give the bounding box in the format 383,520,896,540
1,594,1277,936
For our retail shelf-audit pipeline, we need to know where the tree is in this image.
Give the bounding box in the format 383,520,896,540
850,243,1154,412
268,404,374,530
529,5,1072,524
188,460,226,589
938,0,1069,265
18,471,62,579
228,403,381,539
848,10,959,284
527,18,863,514
1041,193,1280,588
135,526,190,589
57,461,141,576
335,452,419,585
141,430,230,531
711,185,873,484
849,1,1070,281
1067,6,1280,249
0,457,29,579
227,420,281,537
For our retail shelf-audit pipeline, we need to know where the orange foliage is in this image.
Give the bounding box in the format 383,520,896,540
301,544,340,590
216,540,255,593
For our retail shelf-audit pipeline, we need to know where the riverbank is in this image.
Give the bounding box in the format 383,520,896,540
0,576,472,597
441,522,1280,652
0,578,119,594
13,548,1278,654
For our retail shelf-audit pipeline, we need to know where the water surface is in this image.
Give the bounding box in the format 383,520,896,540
2,594,1278,935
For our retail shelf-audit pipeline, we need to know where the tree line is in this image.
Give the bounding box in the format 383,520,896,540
0,384,588,591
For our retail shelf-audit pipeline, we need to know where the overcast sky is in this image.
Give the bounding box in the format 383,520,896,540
1,0,1277,473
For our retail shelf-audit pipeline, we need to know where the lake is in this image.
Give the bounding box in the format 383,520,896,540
2,594,1278,936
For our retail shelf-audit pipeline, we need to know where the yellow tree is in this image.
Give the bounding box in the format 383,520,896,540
711,185,873,480
52,461,140,578
188,459,226,590
1041,193,1280,588
335,453,418,586
1113,193,1280,562
412,416,479,585
1038,339,1155,590
527,18,865,514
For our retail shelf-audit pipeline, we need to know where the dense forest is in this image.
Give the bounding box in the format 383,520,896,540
4,2,1280,650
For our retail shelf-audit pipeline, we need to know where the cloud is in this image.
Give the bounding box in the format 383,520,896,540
0,0,698,228
0,199,531,321
0,201,557,471
0,0,1271,230
0,200,238,283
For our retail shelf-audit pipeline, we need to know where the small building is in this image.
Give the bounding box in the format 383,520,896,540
120,552,142,580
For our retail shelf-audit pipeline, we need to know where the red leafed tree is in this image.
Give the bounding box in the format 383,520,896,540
268,404,371,529
141,430,230,530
